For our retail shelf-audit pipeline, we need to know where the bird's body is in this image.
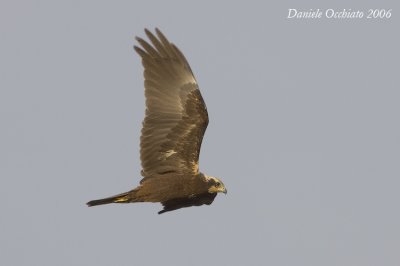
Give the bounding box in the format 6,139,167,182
87,28,226,214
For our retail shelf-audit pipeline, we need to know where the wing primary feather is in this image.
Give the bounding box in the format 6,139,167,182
135,37,159,57
133,46,149,58
155,28,176,57
154,29,185,66
145,28,169,58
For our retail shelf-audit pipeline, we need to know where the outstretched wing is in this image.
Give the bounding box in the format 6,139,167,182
159,193,217,214
134,28,209,179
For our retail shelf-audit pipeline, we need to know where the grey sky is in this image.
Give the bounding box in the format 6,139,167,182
1,1,399,266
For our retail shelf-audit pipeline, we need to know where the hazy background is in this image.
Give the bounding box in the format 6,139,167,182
1,1,399,265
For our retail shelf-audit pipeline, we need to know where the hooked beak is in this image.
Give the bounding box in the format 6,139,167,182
223,188,227,194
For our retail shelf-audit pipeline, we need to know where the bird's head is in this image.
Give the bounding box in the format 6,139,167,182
205,175,227,194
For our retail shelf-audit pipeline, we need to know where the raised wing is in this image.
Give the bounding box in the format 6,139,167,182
134,28,209,179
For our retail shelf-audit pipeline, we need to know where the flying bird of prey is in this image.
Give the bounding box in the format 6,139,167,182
87,28,227,214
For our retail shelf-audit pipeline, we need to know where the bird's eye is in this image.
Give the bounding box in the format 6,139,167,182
215,182,220,187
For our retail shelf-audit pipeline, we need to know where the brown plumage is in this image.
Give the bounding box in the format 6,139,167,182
87,28,226,214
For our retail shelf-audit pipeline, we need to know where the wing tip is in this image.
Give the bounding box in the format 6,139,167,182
133,45,146,57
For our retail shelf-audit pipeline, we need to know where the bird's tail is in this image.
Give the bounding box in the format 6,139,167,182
86,191,134,207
